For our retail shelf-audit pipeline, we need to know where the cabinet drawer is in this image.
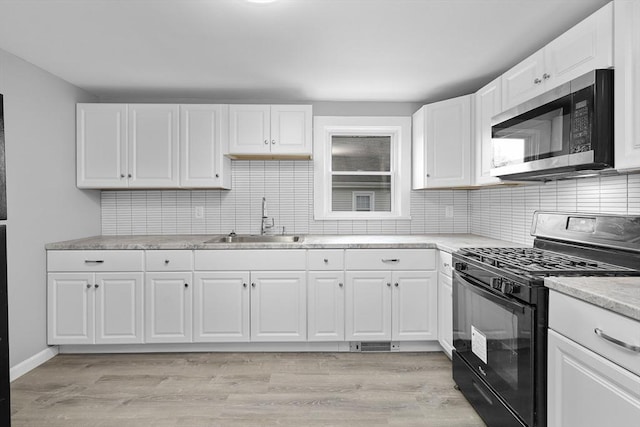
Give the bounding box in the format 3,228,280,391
439,251,453,277
308,250,344,270
549,290,640,376
195,250,306,271
345,249,435,270
48,250,144,272
146,250,193,271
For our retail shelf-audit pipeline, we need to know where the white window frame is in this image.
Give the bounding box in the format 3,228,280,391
313,116,411,220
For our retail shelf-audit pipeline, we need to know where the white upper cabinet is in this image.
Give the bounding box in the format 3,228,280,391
77,103,230,189
614,0,640,171
128,104,179,188
502,2,613,111
474,76,502,186
412,94,473,189
228,105,270,155
227,104,312,158
544,2,613,86
77,104,128,188
179,105,231,189
270,105,313,155
502,50,546,111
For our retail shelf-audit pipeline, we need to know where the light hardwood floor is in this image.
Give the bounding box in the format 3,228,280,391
10,352,486,426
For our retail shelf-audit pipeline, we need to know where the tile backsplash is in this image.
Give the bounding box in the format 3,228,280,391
101,162,639,244
101,161,470,236
470,174,640,246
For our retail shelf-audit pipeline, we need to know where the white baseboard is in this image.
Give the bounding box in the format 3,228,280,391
10,346,59,382
58,341,443,354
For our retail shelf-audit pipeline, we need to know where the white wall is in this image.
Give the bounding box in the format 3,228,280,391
0,49,101,369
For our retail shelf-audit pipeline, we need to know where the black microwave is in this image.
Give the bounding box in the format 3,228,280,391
490,69,614,181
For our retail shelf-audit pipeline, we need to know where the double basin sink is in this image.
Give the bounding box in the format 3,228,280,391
206,235,303,244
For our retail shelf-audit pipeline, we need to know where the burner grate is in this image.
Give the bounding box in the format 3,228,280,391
461,247,639,276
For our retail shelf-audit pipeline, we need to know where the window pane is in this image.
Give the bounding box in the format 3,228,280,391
331,136,391,172
331,175,391,212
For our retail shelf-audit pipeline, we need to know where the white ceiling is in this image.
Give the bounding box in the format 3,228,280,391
0,0,611,103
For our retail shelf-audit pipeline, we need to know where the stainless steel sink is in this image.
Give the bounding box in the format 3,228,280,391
206,235,303,244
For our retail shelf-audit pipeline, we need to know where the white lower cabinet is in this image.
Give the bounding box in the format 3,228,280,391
345,270,437,342
48,272,144,345
437,272,453,357
193,272,250,342
307,271,345,341
250,271,307,342
548,290,640,427
547,330,640,427
392,271,437,341
144,272,192,343
437,250,454,358
48,248,444,349
345,271,392,341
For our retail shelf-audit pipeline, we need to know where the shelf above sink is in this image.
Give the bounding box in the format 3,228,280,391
206,235,303,244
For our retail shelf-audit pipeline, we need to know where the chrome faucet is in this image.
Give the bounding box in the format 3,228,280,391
261,197,274,235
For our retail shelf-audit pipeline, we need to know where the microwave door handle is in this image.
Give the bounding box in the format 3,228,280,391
454,272,526,314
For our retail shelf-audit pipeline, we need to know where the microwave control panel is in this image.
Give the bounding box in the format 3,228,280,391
570,93,592,153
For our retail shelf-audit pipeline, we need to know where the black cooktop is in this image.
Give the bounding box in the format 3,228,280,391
457,247,640,278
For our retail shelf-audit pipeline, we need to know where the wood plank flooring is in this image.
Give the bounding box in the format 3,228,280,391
10,352,486,426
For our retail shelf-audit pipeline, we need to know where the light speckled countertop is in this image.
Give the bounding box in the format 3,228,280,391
45,233,524,252
545,277,640,321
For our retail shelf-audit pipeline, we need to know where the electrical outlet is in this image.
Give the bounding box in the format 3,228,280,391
445,205,454,218
194,206,204,219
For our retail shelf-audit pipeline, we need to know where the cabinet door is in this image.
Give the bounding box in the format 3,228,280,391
502,50,545,111
145,272,192,343
193,272,250,342
94,272,143,344
47,273,94,344
180,105,231,189
308,271,345,341
228,105,271,155
547,329,640,427
437,272,453,358
614,0,640,171
76,104,128,188
345,271,392,341
391,271,437,341
250,271,306,342
545,2,613,89
423,95,472,188
128,104,179,188
270,105,312,156
474,77,502,186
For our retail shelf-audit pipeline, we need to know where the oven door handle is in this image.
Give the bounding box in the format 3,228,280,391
455,273,526,314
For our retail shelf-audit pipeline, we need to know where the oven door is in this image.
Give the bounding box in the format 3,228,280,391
453,271,535,426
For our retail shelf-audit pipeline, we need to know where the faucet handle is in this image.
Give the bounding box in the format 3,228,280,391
229,230,236,237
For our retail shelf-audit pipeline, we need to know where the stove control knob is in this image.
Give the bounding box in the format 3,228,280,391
490,278,502,290
503,281,520,294
454,262,467,271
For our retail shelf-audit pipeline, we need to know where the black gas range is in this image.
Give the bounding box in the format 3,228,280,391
452,212,640,427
